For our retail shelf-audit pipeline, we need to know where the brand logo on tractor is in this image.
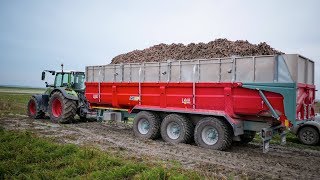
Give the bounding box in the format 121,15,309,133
182,98,191,104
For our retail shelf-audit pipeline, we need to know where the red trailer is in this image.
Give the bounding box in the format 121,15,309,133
85,54,317,152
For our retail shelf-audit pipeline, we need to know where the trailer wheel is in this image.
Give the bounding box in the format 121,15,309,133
133,111,161,139
194,117,232,150
160,114,193,144
48,91,77,123
27,97,45,119
298,126,319,145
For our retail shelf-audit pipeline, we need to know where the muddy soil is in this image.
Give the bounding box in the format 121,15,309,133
1,118,319,179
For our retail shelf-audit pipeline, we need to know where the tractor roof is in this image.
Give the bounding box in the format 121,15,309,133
56,71,84,73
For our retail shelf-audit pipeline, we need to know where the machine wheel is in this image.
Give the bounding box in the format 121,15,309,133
48,91,77,123
239,131,256,144
133,111,161,139
298,126,319,145
194,117,233,150
77,109,87,122
160,114,193,143
79,115,87,122
27,97,45,119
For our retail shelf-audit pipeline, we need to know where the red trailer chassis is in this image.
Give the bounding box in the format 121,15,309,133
86,82,287,121
84,81,316,152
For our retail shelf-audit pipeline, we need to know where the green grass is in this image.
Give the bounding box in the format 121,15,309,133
0,129,202,179
0,86,45,94
0,92,31,117
253,131,320,151
0,86,45,117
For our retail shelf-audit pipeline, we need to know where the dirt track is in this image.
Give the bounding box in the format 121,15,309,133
1,118,320,179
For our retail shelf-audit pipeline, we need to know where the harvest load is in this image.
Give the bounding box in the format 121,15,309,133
111,38,282,64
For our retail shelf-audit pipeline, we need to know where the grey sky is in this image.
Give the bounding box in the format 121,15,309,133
0,0,319,97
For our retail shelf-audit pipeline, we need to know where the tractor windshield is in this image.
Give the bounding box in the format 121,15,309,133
72,72,85,90
54,73,71,87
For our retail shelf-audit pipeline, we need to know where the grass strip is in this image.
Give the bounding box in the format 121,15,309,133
0,129,201,179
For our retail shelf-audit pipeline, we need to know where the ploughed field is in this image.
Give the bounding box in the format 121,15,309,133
1,118,320,179
1,85,320,180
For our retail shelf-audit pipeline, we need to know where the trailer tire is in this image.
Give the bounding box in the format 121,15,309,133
194,117,232,150
298,126,319,145
27,97,45,119
48,91,77,123
133,111,161,140
160,114,193,144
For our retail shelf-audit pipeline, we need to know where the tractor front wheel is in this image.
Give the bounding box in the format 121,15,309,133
48,91,77,123
27,97,45,119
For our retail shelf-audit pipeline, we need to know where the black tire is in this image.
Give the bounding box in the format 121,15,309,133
194,117,233,150
239,131,256,144
48,91,77,123
27,97,45,119
79,115,87,122
160,114,193,144
76,109,87,122
133,111,161,139
298,126,319,145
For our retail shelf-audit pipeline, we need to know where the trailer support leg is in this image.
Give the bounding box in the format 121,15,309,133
261,128,272,153
280,131,286,145
97,109,104,122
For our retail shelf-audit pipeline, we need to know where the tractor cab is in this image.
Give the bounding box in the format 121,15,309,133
42,70,85,91
53,71,85,91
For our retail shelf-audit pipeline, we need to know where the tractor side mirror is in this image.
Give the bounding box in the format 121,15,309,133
41,72,45,80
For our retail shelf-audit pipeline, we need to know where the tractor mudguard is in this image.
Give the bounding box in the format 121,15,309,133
52,87,79,101
32,94,49,112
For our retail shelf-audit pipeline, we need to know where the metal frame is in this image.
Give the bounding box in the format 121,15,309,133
86,54,314,85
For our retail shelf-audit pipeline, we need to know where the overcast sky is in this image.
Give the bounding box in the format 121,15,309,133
0,0,319,97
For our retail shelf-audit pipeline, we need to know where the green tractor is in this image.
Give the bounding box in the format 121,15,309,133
27,66,90,123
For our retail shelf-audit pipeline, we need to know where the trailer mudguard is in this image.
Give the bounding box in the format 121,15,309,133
242,83,297,126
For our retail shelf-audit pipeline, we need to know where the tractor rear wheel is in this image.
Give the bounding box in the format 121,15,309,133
48,91,77,123
27,97,45,119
